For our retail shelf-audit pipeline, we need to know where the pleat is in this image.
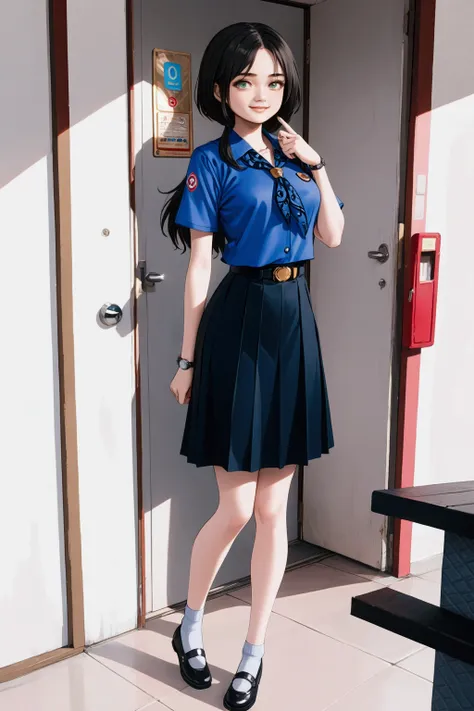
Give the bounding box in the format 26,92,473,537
315,316,335,452
297,276,333,458
227,280,265,472
204,272,252,468
250,282,281,471
278,279,302,467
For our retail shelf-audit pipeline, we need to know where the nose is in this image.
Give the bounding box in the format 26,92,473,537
253,86,267,102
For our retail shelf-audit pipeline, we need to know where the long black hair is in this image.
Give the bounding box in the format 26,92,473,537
160,22,302,257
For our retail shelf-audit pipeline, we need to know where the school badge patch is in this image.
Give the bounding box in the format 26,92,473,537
187,172,198,192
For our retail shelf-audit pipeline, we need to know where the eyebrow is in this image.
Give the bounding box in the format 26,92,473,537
237,73,285,78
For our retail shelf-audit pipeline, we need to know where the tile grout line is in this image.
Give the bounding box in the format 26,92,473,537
394,662,434,684
396,645,431,665
317,561,400,583
202,572,439,668
137,698,177,711
321,662,433,711
84,649,190,702
245,604,426,668
319,665,400,711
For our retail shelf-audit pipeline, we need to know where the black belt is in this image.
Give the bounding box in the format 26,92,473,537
229,262,305,282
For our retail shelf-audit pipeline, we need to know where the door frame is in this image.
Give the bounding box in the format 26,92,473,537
392,0,437,577
0,0,86,684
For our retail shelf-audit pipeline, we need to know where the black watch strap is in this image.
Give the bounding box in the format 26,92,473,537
308,157,326,170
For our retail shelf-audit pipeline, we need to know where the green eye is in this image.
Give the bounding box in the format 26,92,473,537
235,80,250,89
269,81,284,90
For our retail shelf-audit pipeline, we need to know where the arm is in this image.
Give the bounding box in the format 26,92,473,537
180,229,213,361
171,228,213,405
312,167,345,248
275,116,345,249
171,146,220,404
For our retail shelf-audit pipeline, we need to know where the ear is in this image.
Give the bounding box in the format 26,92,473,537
213,82,221,102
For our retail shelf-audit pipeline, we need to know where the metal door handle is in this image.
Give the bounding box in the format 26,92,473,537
137,260,165,290
144,271,165,285
99,303,123,326
368,243,389,263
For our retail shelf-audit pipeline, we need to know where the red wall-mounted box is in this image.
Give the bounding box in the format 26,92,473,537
403,233,441,349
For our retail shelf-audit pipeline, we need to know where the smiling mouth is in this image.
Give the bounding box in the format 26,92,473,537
250,106,269,110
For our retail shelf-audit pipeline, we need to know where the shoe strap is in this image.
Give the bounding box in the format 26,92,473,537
185,647,206,661
233,670,256,686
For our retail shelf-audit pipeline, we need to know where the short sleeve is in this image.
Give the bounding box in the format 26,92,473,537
175,148,220,232
337,195,344,209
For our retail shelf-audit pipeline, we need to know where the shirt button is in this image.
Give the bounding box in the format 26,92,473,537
284,246,290,253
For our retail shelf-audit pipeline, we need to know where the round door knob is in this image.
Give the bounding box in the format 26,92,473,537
99,303,123,326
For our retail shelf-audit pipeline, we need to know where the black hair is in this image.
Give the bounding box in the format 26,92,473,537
160,22,302,257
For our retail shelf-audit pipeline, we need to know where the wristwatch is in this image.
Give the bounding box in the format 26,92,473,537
307,157,326,170
177,355,194,370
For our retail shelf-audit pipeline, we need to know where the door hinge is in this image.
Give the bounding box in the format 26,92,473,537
403,10,410,36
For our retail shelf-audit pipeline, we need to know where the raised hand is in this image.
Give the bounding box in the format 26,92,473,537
277,116,321,166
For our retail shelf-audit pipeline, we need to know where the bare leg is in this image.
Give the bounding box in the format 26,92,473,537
247,464,296,643
186,465,259,608
231,464,296,692
180,465,259,668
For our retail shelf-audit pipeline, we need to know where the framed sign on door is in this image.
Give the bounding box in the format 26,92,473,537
152,48,193,157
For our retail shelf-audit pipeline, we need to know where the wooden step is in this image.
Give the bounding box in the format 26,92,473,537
351,587,474,666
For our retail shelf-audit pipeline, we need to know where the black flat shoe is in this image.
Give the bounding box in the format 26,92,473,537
223,660,263,711
171,623,212,690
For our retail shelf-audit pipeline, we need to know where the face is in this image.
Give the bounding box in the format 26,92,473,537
215,48,285,125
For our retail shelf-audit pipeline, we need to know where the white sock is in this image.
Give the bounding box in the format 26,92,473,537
180,604,206,670
232,640,264,693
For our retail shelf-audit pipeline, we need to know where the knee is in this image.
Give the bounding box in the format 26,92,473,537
217,502,254,533
253,499,286,527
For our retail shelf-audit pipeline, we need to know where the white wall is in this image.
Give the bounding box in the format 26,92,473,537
0,0,68,666
67,0,138,642
412,0,474,562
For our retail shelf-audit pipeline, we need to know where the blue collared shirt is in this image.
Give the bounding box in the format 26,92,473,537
175,128,343,267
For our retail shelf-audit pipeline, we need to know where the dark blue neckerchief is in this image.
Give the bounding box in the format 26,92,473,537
239,146,309,236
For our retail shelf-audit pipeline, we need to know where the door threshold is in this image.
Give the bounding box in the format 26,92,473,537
145,540,335,621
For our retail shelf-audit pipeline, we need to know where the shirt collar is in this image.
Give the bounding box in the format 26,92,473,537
229,127,280,161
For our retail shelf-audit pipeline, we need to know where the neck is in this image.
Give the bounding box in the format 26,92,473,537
232,117,266,149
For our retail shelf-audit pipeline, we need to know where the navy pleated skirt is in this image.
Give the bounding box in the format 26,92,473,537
180,265,334,472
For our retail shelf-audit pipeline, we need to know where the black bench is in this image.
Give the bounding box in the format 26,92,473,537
350,481,474,710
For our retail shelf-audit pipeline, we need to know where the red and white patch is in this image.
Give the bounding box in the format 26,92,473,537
168,96,178,108
186,172,198,192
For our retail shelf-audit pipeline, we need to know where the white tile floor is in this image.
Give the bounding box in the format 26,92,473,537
0,555,440,711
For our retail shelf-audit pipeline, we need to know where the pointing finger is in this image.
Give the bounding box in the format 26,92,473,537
277,116,297,134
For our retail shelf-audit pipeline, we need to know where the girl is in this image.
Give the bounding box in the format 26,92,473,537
161,21,344,711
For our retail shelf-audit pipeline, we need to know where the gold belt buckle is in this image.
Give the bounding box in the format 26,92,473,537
273,265,298,282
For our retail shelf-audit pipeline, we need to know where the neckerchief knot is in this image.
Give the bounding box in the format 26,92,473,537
240,148,309,236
